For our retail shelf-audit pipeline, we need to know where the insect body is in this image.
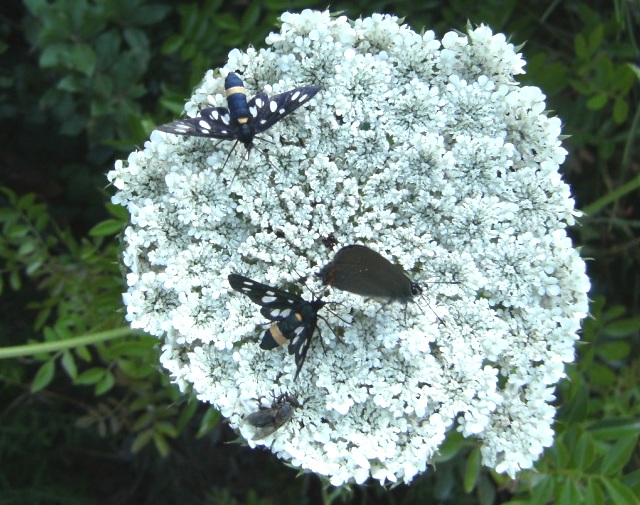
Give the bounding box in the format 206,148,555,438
156,72,321,159
228,274,325,381
245,393,301,439
318,244,422,302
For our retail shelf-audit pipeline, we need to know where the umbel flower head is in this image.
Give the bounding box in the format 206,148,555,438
109,10,590,486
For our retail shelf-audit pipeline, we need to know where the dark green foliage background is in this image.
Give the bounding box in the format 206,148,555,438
0,0,638,504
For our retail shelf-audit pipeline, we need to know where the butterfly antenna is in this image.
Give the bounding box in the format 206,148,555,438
255,135,277,147
221,140,241,183
318,314,345,344
252,144,282,174
321,307,351,326
415,290,447,327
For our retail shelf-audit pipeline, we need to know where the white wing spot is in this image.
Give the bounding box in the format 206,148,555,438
255,98,264,108
299,94,308,102
249,106,257,117
271,308,292,318
279,108,285,115
198,120,211,131
211,111,219,120
222,114,230,125
291,91,301,101
269,100,278,112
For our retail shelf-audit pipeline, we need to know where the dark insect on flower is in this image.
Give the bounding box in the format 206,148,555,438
156,72,321,167
321,233,338,250
244,393,301,439
228,274,325,381
318,244,423,302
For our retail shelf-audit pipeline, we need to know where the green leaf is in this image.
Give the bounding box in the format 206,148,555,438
89,219,125,237
104,338,156,358
25,259,45,276
69,43,96,76
241,2,261,29
433,431,467,462
23,0,48,15
600,436,637,475
557,478,582,505
153,431,170,457
586,362,617,387
75,345,92,361
31,360,56,392
131,428,153,452
586,93,608,110
128,4,171,25
161,34,183,54
569,431,596,470
123,27,150,56
7,224,30,239
559,379,589,423
17,241,37,256
61,350,77,379
57,75,84,92
196,407,221,438
476,473,496,505
464,447,481,492
601,478,637,505
75,367,106,385
39,43,64,68
597,342,631,360
574,34,587,59
628,63,640,81
95,370,115,395
604,316,640,337
177,398,198,432
106,202,129,220
613,98,628,123
586,479,605,505
587,25,604,54
133,411,155,431
156,421,178,438
117,358,153,379
623,468,640,493
531,475,555,505
9,269,21,290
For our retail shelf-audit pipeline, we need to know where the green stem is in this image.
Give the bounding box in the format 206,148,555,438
581,172,640,217
0,327,144,359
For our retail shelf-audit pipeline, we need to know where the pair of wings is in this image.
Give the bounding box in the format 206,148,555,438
320,244,421,300
228,274,320,380
244,393,299,439
156,86,321,140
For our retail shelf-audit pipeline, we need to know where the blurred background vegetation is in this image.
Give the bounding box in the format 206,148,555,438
0,0,638,503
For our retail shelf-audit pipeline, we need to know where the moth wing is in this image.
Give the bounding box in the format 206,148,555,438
156,106,236,139
252,86,321,133
228,274,303,321
288,314,318,381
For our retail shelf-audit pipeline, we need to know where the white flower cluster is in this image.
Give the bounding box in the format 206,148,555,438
108,10,590,485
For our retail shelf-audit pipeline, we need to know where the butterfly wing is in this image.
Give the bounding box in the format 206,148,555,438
251,86,321,134
320,245,414,299
229,274,323,381
287,301,323,381
228,274,303,321
156,107,237,140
